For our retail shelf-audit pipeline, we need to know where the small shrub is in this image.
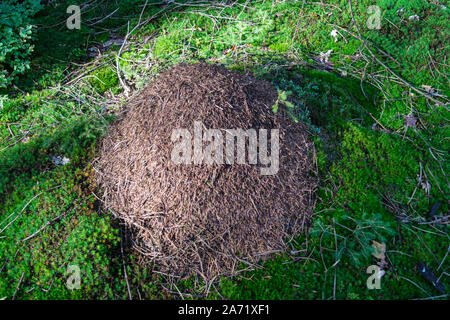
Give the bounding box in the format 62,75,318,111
0,0,42,87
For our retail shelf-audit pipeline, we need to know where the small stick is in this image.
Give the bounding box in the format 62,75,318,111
120,228,132,300
21,211,69,242
12,272,25,300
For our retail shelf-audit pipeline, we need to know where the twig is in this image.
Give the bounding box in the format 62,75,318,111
399,276,431,298
437,245,449,271
120,228,132,300
87,7,120,26
0,192,43,235
21,211,69,242
347,0,447,105
12,272,25,300
332,217,338,300
412,294,449,300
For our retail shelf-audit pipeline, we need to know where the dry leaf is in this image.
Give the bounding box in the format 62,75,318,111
372,241,386,261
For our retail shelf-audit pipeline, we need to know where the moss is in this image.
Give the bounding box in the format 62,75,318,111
153,35,179,59
329,124,420,218
88,66,119,94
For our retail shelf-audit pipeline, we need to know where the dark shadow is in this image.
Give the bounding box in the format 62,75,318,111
9,0,163,95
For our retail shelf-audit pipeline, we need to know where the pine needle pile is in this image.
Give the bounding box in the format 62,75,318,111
94,63,318,280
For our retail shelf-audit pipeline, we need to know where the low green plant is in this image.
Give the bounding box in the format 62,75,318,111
0,0,42,87
311,214,395,267
88,66,120,94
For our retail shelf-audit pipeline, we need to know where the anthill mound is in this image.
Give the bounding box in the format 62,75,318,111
94,63,317,280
